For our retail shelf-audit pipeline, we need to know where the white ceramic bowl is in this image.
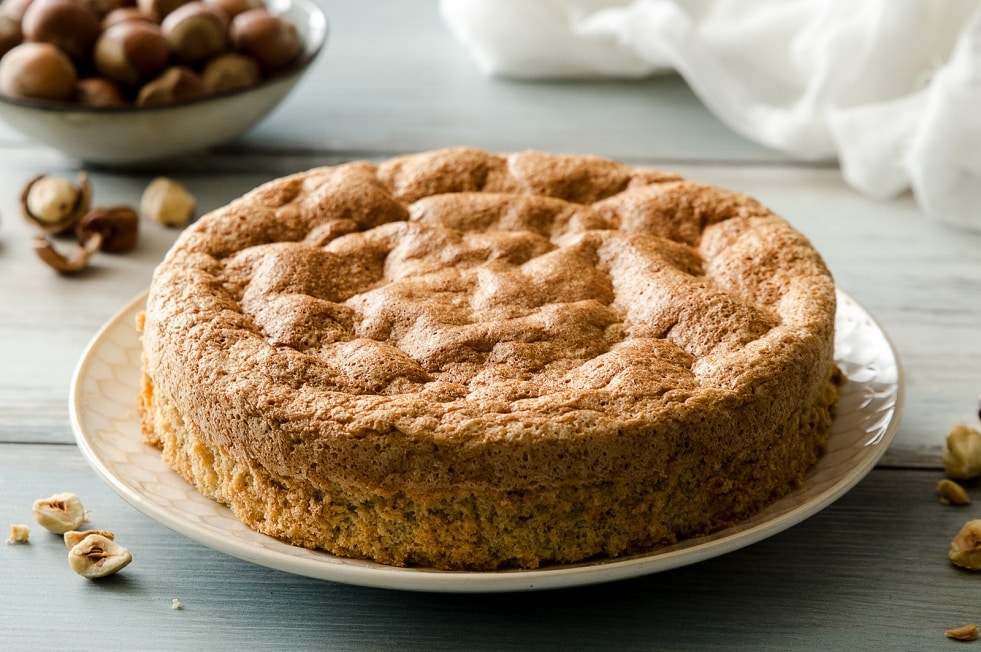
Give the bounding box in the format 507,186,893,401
0,0,327,166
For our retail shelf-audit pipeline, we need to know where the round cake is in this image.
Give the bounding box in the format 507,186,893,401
138,148,843,570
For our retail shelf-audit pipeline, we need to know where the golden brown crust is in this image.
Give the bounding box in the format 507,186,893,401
140,148,840,569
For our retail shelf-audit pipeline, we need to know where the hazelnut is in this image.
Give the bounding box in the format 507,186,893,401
140,175,195,226
951,520,981,570
102,6,159,27
946,624,980,641
6,523,30,544
67,533,132,579
136,65,206,105
0,41,76,101
80,0,127,18
94,19,170,87
136,0,189,19
0,13,22,59
230,8,300,73
201,52,259,93
0,0,34,21
74,76,128,107
21,0,100,61
937,478,971,506
76,206,139,252
32,492,87,534
943,424,981,480
162,1,229,66
204,0,260,19
63,529,115,548
21,172,91,234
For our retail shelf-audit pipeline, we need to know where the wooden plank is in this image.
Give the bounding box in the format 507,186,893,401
0,443,972,650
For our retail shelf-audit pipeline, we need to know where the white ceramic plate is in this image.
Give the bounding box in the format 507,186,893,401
71,289,902,593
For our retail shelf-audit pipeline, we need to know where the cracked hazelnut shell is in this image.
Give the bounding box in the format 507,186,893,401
21,172,91,234
77,206,140,252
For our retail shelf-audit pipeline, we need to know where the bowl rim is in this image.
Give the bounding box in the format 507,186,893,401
0,0,329,116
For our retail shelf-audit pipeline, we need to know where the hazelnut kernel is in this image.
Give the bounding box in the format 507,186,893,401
32,492,87,534
68,533,132,579
63,529,115,549
140,176,195,226
7,524,30,544
943,424,981,480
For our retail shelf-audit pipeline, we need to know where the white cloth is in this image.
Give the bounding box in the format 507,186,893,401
440,0,981,231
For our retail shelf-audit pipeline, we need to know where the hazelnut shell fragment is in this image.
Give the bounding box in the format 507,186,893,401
67,533,132,579
34,231,103,274
76,206,140,252
21,172,92,234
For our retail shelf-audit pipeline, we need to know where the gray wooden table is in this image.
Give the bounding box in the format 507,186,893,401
3,1,981,649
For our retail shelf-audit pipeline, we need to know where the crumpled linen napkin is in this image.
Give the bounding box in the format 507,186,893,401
440,0,981,231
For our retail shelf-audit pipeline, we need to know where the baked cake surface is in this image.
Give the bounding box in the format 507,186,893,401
139,148,842,570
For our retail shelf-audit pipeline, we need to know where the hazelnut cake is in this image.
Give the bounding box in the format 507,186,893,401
138,148,843,571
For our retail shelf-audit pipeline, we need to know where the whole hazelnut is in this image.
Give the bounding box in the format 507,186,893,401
76,206,139,253
136,65,206,106
0,13,22,59
0,41,76,101
21,0,100,61
94,20,169,87
74,76,128,107
101,6,158,28
201,52,259,93
80,0,127,18
204,0,260,19
136,0,189,19
230,8,301,73
161,1,228,66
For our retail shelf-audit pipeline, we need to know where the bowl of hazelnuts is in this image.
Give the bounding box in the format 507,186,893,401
0,0,327,165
